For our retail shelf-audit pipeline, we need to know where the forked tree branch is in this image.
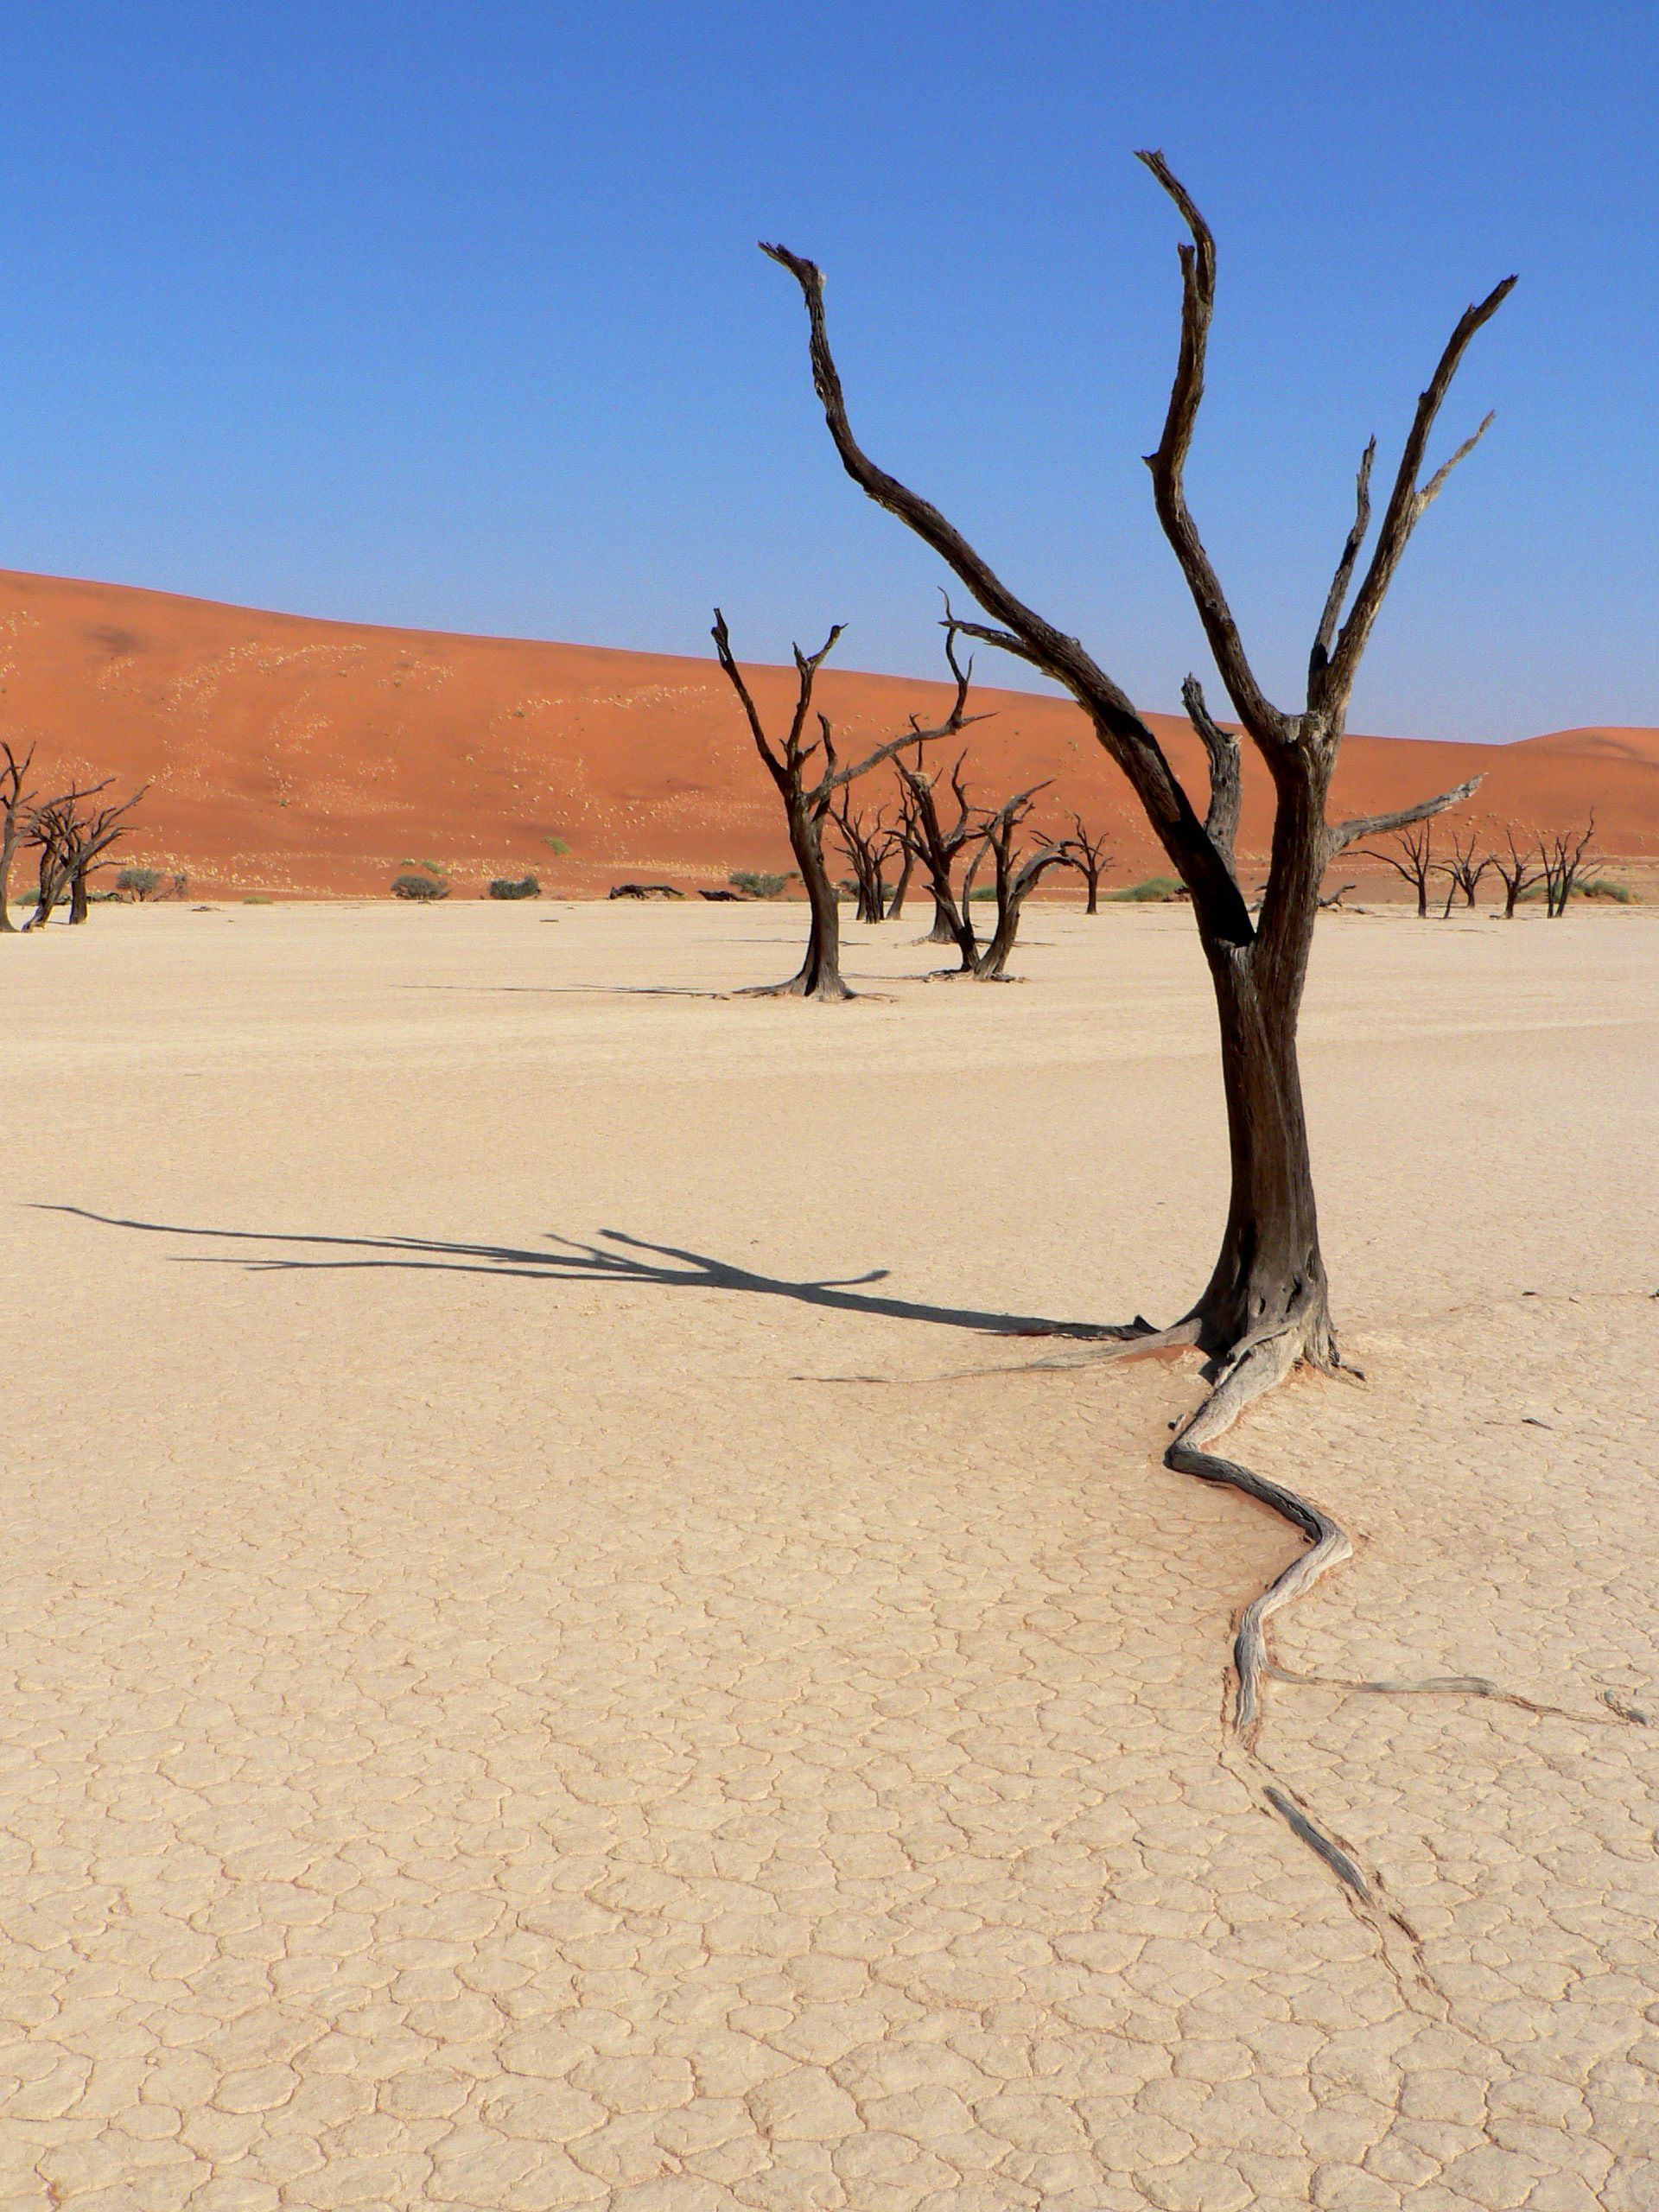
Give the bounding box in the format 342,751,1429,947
760,238,1254,945
1137,150,1288,747
1309,440,1376,684
1322,279,1516,707
1327,775,1481,857
1181,674,1241,876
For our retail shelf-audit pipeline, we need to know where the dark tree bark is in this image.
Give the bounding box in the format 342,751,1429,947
1541,815,1596,917
1057,810,1111,912
711,613,976,999
1491,828,1544,918
893,748,983,971
1358,820,1440,916
968,786,1069,976
762,165,1499,1370
886,830,916,918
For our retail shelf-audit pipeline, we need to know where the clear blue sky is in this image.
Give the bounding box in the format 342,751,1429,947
4,1,1656,740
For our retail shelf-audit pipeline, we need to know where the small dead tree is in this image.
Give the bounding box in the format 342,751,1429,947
25,781,147,926
1,742,47,934
1358,818,1439,915
1057,812,1112,912
1490,827,1545,918
966,785,1070,977
893,747,986,970
831,794,904,922
1541,814,1596,918
711,612,976,999
1433,826,1493,916
761,153,1517,1895
885,791,918,919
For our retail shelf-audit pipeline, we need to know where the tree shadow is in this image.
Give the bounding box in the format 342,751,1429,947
38,1206,1118,1340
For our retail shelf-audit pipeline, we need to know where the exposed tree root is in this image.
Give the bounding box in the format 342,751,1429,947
1164,1319,1649,2004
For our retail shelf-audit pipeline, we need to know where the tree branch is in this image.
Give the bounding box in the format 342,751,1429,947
1309,439,1376,687
760,237,1255,946
1329,775,1481,857
1323,278,1516,706
1137,150,1288,747
1181,674,1241,877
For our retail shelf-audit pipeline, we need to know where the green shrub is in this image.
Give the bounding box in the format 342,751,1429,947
968,883,998,900
542,835,570,856
729,870,795,899
392,873,448,901
488,874,541,899
1578,877,1636,903
243,893,275,905
1107,875,1186,902
116,865,164,900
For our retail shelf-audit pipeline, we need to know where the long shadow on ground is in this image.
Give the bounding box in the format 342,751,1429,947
38,1206,1116,1340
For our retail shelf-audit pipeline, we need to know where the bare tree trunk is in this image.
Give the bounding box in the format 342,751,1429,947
69,865,91,925
926,893,956,944
887,845,913,918
0,824,16,931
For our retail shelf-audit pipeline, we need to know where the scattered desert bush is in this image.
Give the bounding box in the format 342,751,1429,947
1107,875,1187,902
392,873,448,901
729,870,795,899
488,874,541,899
542,835,570,855
116,865,165,900
243,893,274,905
1578,876,1636,902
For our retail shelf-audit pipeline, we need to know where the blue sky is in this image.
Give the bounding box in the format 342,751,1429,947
3,1,1656,739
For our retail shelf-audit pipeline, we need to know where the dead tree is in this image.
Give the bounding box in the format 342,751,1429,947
761,156,1511,1885
967,786,1070,977
711,613,976,998
1,742,47,934
1541,815,1596,918
1433,826,1493,915
1057,812,1112,912
893,747,985,970
831,794,903,921
885,795,918,919
1358,819,1439,915
24,782,146,927
1491,827,1545,918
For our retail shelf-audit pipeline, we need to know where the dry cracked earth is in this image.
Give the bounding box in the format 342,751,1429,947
3,899,1656,2210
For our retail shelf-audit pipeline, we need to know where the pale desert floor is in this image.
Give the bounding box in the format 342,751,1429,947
3,898,1656,2212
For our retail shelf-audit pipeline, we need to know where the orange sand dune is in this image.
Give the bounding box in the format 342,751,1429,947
1,568,1653,896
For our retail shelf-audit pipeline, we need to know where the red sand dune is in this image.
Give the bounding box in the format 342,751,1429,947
1,567,1654,898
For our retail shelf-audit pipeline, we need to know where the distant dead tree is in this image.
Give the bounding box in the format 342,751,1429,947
1,741,50,934
1056,812,1113,911
762,152,1513,1877
1433,826,1494,915
1541,814,1596,918
1490,827,1545,918
711,611,976,998
893,746,986,969
1358,818,1439,915
963,785,1069,977
885,791,918,918
831,793,904,921
24,782,147,927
